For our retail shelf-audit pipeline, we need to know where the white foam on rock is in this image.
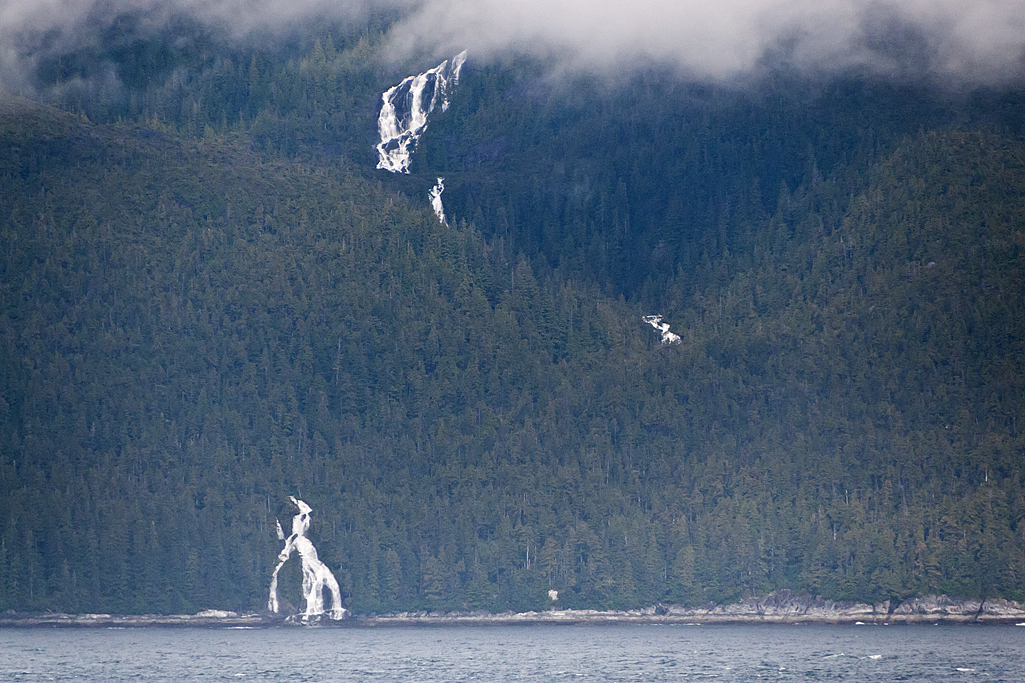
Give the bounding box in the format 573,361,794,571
643,315,682,345
449,51,467,93
195,609,238,618
376,51,467,174
429,177,447,224
268,496,345,621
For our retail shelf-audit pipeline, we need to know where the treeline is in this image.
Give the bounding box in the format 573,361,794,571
37,16,394,162
1,31,1024,616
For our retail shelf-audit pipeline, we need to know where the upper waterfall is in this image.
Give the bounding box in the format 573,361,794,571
376,51,467,174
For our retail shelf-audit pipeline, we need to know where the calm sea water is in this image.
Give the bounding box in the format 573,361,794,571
1,623,1023,681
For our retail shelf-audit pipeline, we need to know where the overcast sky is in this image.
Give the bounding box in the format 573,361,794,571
2,0,1024,87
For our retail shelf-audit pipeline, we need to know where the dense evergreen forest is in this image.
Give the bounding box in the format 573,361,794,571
1,15,1024,616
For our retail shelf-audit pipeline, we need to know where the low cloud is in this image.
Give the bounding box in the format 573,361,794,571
385,0,1025,83
1,0,1023,93
0,0,401,94
0,0,390,36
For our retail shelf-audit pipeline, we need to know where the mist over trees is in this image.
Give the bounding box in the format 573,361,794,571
1,20,1024,615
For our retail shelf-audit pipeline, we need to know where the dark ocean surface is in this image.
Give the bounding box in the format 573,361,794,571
1,623,1023,681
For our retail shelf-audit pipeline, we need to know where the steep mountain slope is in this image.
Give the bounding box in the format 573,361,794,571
418,67,1025,300
1,37,1024,616
0,93,635,613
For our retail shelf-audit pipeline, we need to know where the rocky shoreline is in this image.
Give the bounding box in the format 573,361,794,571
4,592,1025,628
0,609,269,629
358,592,1025,627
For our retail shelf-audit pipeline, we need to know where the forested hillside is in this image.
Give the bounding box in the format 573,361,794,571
1,23,1024,616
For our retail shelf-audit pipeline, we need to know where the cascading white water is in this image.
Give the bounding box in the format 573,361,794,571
643,315,682,345
429,177,446,224
446,51,467,105
376,51,467,174
268,496,346,621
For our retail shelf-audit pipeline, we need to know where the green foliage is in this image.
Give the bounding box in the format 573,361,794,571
1,32,1024,616
41,21,393,163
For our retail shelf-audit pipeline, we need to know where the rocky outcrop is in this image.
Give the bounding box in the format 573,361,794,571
673,591,1025,624
891,595,982,622
664,590,888,623
354,592,1025,626
978,598,1025,622
0,610,266,628
4,594,1024,628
